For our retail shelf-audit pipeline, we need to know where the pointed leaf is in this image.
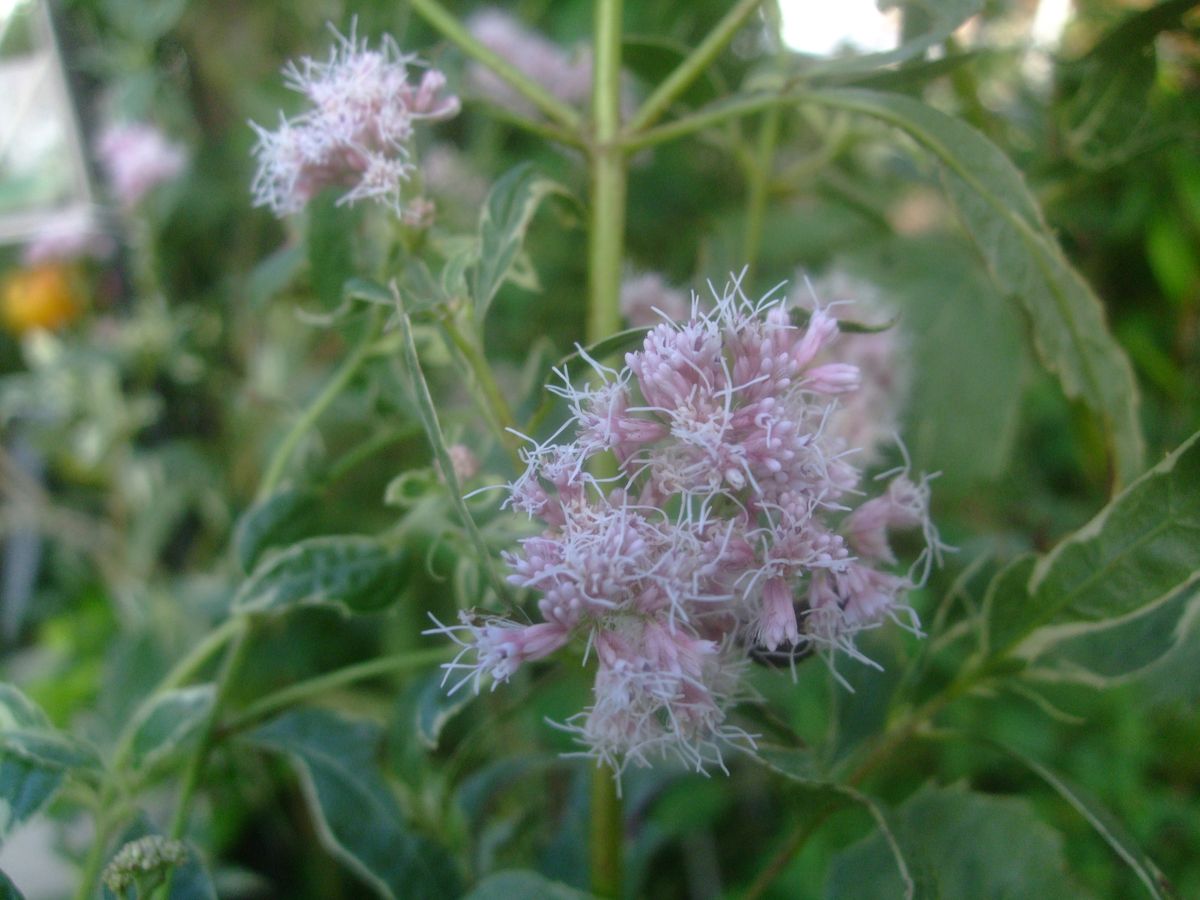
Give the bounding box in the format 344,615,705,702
471,164,570,322
827,784,1088,899
232,536,410,615
415,673,472,751
972,737,1178,899
0,684,100,844
996,431,1200,660
233,487,322,574
245,709,461,899
127,686,215,777
808,88,1145,486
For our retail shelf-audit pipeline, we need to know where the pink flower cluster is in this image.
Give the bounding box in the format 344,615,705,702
800,270,910,464
430,275,941,776
96,122,187,208
250,25,459,218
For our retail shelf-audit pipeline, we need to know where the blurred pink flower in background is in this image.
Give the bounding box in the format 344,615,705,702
21,208,114,266
620,272,689,327
96,122,187,207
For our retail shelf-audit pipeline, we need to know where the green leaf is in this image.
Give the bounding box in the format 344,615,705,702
808,88,1145,487
0,684,100,844
232,536,410,616
471,164,569,323
0,868,25,899
414,673,472,751
994,430,1200,659
382,469,439,509
1025,581,1199,685
343,277,395,307
462,870,593,900
246,242,304,307
556,328,650,378
232,487,322,574
843,235,1026,490
393,299,514,609
981,555,1039,659
245,709,461,899
127,686,215,777
971,737,1178,899
826,784,1089,899
307,192,359,315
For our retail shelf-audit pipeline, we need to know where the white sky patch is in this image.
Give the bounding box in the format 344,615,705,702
1031,0,1074,48
778,0,900,56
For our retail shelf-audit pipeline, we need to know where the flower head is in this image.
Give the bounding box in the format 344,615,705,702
429,272,942,777
96,122,187,207
250,23,459,218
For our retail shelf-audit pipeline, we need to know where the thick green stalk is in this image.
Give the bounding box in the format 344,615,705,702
586,0,627,348
408,0,582,132
259,311,383,499
587,4,627,897
742,104,782,275
628,0,764,133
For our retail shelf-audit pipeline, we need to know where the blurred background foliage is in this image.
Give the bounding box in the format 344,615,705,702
0,0,1198,897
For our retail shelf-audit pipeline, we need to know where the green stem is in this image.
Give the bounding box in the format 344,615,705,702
586,0,627,348
466,100,587,149
624,92,792,152
408,0,582,132
590,768,623,899
223,647,451,734
74,819,116,900
627,0,764,133
440,316,523,468
586,5,626,897
742,104,782,275
165,619,254,844
259,311,383,499
71,616,241,900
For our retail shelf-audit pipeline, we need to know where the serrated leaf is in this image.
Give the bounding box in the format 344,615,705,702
1025,581,1199,685
826,784,1088,899
471,164,569,322
987,431,1200,659
0,684,100,844
232,536,410,615
970,736,1177,899
233,487,322,574
245,709,461,899
127,686,215,776
808,88,1145,486
462,871,593,900
415,673,472,751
